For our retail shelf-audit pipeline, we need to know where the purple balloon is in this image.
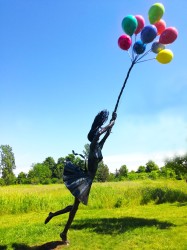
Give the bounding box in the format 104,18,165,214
141,25,157,44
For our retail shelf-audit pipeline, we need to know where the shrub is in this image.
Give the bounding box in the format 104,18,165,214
0,178,5,186
141,186,187,205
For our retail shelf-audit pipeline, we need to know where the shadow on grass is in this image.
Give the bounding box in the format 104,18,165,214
7,241,66,250
1,216,175,250
0,246,7,250
71,216,175,234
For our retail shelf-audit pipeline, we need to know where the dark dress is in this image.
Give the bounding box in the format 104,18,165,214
63,137,103,205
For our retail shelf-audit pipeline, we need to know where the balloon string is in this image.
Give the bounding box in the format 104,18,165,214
135,49,152,63
127,51,133,61
130,38,135,61
136,58,156,63
131,45,134,61
113,61,135,113
113,46,155,113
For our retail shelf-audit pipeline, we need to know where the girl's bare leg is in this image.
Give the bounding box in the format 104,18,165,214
60,198,80,243
44,205,73,224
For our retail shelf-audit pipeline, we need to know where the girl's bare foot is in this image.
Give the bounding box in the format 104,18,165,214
60,232,70,245
44,212,53,224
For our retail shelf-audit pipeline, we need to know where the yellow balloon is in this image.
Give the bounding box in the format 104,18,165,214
156,49,173,64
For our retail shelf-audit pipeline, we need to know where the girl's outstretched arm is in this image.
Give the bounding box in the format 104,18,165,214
99,112,117,149
90,112,117,149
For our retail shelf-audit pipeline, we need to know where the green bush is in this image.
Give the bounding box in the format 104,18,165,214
0,178,5,186
141,187,187,204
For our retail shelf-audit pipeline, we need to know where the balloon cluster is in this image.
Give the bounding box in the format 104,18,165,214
118,3,178,64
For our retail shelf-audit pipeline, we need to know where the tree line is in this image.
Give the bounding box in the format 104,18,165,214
0,144,187,185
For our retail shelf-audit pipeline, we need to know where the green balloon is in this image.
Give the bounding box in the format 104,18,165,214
122,15,138,36
148,3,165,24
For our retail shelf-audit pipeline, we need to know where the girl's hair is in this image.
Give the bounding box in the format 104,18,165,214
87,109,109,142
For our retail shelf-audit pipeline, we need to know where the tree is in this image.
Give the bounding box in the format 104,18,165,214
95,161,109,182
145,160,159,173
160,166,176,179
65,153,85,169
118,164,128,178
127,170,139,180
43,157,56,178
148,170,159,180
17,172,28,184
137,165,146,173
115,168,120,179
164,154,187,179
28,163,52,184
108,172,116,182
83,144,90,159
0,145,16,185
54,157,65,180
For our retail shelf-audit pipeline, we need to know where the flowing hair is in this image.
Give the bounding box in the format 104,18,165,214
87,110,109,142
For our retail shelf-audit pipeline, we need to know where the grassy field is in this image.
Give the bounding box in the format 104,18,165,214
0,180,187,250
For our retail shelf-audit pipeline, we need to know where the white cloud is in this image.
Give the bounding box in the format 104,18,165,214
104,149,186,173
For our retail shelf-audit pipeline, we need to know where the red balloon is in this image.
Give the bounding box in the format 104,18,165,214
154,19,166,35
135,15,145,34
159,27,178,44
118,35,132,50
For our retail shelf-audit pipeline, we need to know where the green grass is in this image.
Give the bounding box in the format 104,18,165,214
0,180,187,249
1,180,187,214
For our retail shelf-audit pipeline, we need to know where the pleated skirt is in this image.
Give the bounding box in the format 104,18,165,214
63,161,93,205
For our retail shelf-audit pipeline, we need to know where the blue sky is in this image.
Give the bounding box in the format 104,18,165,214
1,0,187,175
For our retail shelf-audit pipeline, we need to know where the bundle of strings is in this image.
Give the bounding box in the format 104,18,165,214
87,109,109,142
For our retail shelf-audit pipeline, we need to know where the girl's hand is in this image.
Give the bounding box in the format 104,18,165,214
112,112,117,120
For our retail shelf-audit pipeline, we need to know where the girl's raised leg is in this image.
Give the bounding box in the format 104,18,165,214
44,205,73,224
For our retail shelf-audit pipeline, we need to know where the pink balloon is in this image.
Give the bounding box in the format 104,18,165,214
159,27,178,44
154,19,166,35
118,35,132,50
134,15,145,34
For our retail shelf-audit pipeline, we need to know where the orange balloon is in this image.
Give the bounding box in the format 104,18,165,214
154,19,166,35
